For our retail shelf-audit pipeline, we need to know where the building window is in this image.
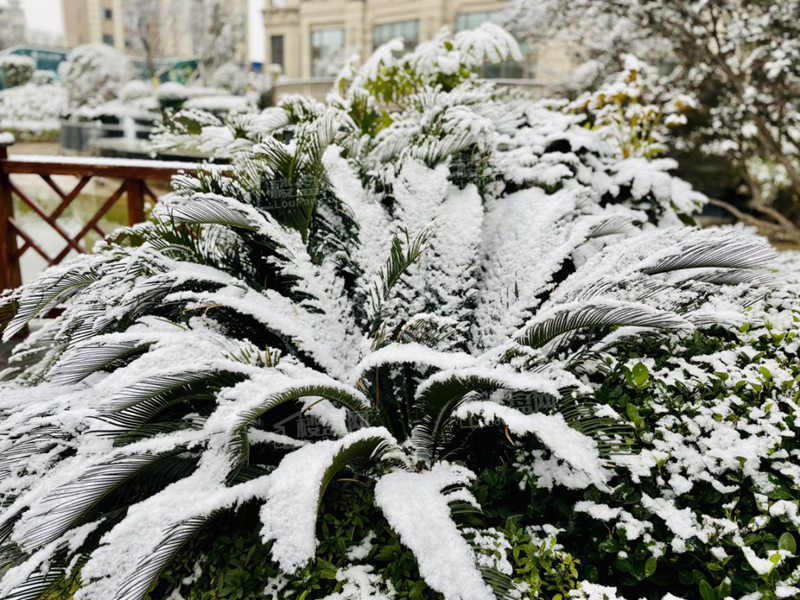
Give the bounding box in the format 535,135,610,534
455,10,502,31
101,8,113,20
270,35,284,70
311,28,344,77
102,34,115,45
373,20,419,52
455,11,534,79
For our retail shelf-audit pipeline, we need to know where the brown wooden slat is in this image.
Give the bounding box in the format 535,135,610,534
9,181,85,255
13,239,30,260
40,174,67,199
51,182,126,264
0,159,204,180
126,179,146,224
50,175,92,221
8,218,53,263
0,144,20,289
143,181,159,203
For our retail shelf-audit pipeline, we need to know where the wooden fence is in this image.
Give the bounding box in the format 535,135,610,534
0,139,203,290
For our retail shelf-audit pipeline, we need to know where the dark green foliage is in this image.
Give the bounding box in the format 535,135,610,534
142,480,584,600
506,321,800,600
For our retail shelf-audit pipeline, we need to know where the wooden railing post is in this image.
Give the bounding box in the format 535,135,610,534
126,178,146,225
0,137,21,290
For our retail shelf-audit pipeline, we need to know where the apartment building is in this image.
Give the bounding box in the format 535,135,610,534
0,0,26,49
263,0,574,83
62,0,125,50
62,0,249,64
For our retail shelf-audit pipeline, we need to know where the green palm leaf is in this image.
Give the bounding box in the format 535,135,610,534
15,453,172,551
411,375,502,463
114,512,218,600
227,383,375,474
48,340,152,385
3,264,96,340
99,371,244,430
515,300,688,353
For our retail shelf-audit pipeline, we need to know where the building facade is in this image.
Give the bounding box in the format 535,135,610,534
62,0,125,50
0,0,26,49
62,0,249,65
262,0,574,83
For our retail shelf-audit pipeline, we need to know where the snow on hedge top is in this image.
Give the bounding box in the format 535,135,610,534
0,54,36,68
0,83,66,131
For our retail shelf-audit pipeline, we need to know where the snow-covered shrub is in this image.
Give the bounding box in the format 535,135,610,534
0,24,787,600
58,44,133,109
156,83,234,113
119,80,153,103
491,259,800,599
567,55,694,160
505,0,800,246
70,100,160,126
30,70,55,86
183,94,253,115
211,62,248,96
0,82,67,136
0,55,36,89
155,81,190,111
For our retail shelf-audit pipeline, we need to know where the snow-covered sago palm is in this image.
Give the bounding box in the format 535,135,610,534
0,25,777,600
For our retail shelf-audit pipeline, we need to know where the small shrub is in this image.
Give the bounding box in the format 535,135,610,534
0,82,67,135
31,70,55,86
119,80,153,102
212,62,248,96
58,44,132,108
0,55,36,89
502,282,800,599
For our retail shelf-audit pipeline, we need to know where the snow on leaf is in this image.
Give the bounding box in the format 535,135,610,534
260,428,394,573
374,463,494,600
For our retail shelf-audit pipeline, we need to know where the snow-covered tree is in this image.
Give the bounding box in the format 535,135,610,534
505,0,800,243
191,0,247,85
122,0,185,83
124,0,245,86
0,24,779,600
312,45,354,79
57,44,132,109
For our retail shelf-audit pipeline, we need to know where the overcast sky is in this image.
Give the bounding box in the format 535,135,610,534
19,0,265,61
20,0,62,34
